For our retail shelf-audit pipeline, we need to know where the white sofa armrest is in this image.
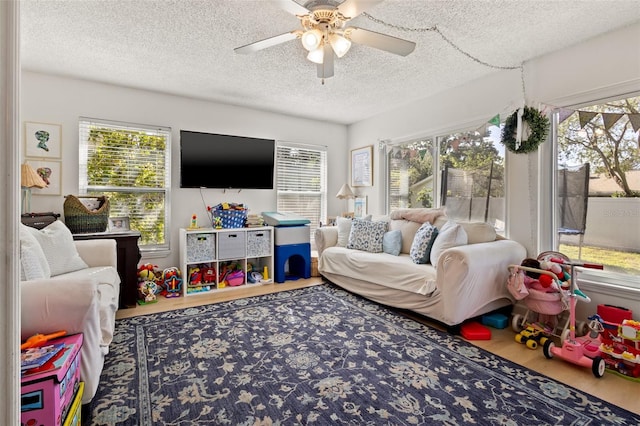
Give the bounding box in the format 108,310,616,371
21,276,105,404
75,239,117,268
436,239,527,325
21,276,100,339
314,226,338,257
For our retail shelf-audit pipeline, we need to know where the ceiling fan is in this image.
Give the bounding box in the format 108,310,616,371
234,0,416,81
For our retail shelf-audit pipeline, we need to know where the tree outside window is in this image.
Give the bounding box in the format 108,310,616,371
79,118,171,252
555,95,640,276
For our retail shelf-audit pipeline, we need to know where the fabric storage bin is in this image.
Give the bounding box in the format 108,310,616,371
186,233,216,262
212,208,247,229
63,195,109,233
218,231,246,259
247,230,271,257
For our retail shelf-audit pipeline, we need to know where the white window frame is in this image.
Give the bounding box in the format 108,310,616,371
79,117,171,255
275,141,327,245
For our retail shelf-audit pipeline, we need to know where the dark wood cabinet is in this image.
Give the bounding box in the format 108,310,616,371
72,231,141,309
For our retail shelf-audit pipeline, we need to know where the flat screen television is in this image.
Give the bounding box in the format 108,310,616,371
180,130,275,189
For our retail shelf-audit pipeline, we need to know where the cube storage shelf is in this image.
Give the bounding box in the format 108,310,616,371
179,227,274,296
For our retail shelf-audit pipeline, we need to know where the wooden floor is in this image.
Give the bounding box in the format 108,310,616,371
117,278,639,416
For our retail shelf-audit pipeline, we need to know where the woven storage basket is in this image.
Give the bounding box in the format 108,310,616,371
63,195,110,233
212,208,247,229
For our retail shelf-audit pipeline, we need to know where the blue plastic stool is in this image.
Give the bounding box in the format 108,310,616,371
274,243,311,283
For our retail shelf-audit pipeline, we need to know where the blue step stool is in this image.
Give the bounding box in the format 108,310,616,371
274,243,311,283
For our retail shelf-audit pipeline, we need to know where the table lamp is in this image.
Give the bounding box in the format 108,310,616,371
335,183,355,217
21,163,47,214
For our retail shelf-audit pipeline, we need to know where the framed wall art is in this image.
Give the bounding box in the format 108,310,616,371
351,145,373,187
24,121,62,159
354,196,367,218
26,160,62,195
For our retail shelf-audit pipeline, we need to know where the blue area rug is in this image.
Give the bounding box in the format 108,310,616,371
87,284,639,425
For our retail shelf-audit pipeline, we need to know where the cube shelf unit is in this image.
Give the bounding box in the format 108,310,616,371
179,226,274,296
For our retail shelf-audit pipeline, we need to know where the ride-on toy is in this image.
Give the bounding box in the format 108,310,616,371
542,260,606,378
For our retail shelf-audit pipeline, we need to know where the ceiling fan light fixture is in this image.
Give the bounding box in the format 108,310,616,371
301,28,323,51
307,46,324,64
329,32,351,58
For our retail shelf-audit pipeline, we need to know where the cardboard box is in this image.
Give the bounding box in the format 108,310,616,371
21,333,83,426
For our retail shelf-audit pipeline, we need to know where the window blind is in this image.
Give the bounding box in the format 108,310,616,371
276,142,327,242
79,117,171,252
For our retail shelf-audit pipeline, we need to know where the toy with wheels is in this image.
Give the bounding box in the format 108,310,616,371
542,260,606,378
515,324,551,350
509,252,591,345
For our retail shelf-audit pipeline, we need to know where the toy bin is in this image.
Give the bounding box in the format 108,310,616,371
21,333,83,426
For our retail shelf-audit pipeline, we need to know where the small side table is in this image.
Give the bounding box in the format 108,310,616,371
72,230,141,309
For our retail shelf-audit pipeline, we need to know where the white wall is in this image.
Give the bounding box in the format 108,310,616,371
21,73,348,268
348,22,640,257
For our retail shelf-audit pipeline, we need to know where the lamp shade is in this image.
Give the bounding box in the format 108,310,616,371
301,28,323,51
329,33,351,58
335,183,355,199
21,163,47,189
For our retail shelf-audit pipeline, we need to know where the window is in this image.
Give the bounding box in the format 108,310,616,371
79,118,171,253
386,124,505,233
276,142,327,243
554,94,640,279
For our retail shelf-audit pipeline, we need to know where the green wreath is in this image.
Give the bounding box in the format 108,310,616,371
501,106,550,154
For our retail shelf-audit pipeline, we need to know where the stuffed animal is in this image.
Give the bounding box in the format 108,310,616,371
520,258,557,293
162,267,183,298
538,255,571,289
139,280,158,303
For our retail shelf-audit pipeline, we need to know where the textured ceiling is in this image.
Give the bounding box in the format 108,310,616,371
20,0,640,125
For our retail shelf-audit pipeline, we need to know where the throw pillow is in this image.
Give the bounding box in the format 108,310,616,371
347,219,388,253
430,220,468,266
336,214,372,247
336,217,353,247
409,222,439,264
27,220,89,276
19,223,51,281
382,230,402,256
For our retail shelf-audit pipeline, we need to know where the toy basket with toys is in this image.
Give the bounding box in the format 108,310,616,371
208,202,248,229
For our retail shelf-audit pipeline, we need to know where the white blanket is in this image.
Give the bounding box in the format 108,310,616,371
320,247,438,296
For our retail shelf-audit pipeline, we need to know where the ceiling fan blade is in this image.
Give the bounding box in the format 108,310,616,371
273,0,310,16
337,0,385,20
347,27,416,56
234,31,299,54
317,43,334,79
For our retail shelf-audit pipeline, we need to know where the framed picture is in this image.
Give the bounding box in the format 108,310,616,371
24,122,62,159
108,217,130,232
351,145,373,187
26,160,62,195
354,196,367,218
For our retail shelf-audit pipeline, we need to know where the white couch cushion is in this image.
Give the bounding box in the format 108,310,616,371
27,221,88,276
320,246,438,296
430,220,468,266
388,219,422,255
19,223,51,280
459,221,497,244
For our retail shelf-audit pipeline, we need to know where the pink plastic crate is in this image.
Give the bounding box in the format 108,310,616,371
21,333,83,426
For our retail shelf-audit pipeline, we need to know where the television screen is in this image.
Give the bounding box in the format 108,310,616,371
180,130,275,189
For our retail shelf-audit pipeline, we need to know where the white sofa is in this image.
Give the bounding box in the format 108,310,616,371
315,208,527,328
20,221,120,404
